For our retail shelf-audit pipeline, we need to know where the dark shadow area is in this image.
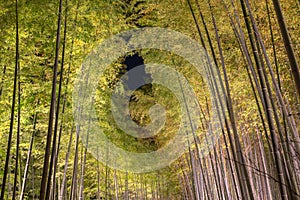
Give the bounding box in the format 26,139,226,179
122,52,152,91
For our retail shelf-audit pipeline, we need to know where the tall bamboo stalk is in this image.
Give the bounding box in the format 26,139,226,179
0,0,19,198
39,0,63,199
12,54,21,199
271,0,300,97
47,1,69,198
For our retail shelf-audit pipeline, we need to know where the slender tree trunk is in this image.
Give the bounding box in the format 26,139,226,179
12,58,21,199
39,0,63,199
47,0,68,198
271,0,300,97
0,0,19,198
20,110,38,200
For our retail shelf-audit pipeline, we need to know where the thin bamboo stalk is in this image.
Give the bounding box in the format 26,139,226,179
39,0,63,198
0,0,19,198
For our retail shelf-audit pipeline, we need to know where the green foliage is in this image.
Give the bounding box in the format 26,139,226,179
0,0,299,199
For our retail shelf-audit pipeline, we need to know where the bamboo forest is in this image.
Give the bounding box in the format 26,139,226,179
0,0,300,199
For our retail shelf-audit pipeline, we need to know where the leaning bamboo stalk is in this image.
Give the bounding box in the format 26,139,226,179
271,0,300,97
20,110,38,200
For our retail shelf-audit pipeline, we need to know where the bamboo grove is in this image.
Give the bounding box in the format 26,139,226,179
0,0,299,199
